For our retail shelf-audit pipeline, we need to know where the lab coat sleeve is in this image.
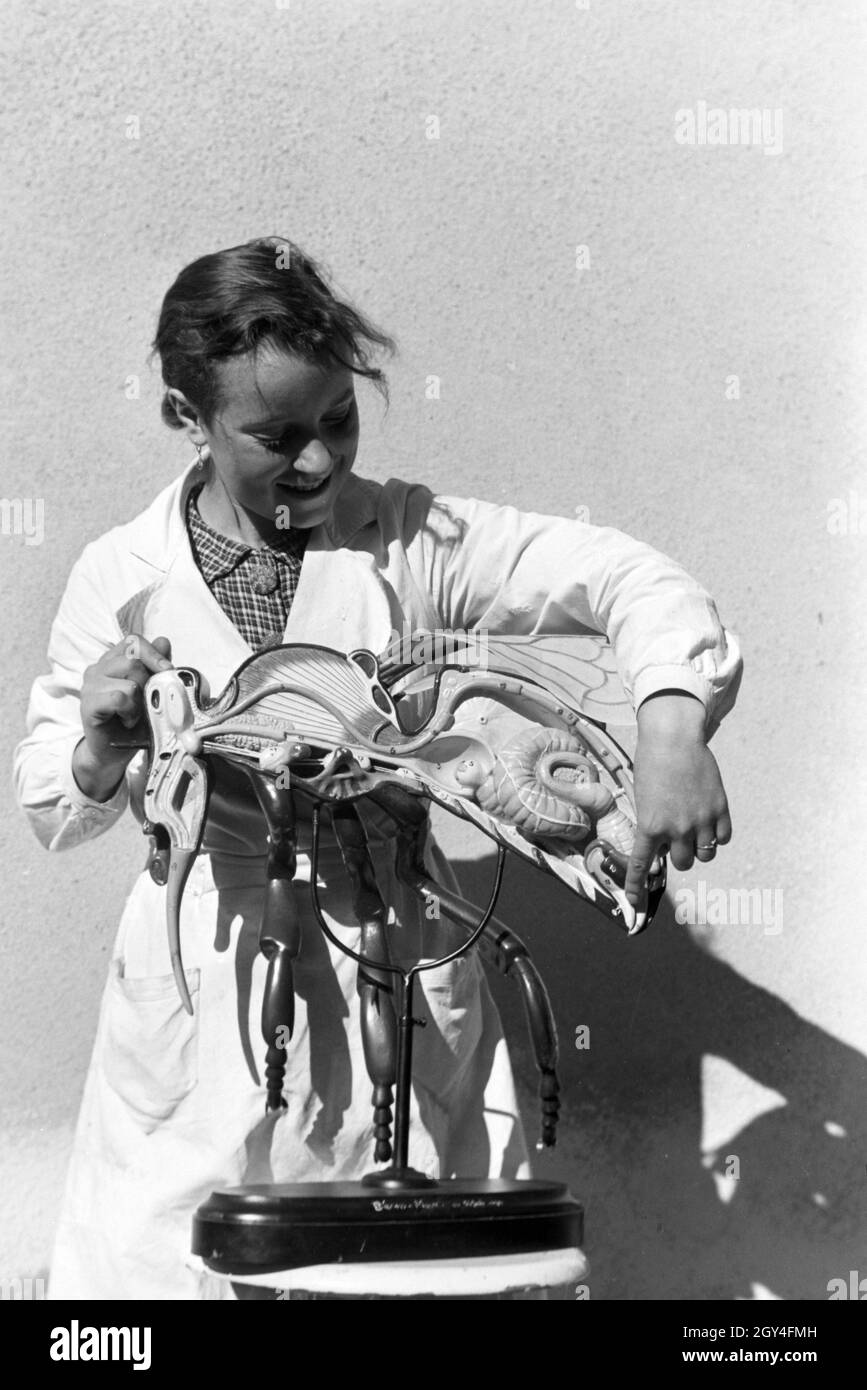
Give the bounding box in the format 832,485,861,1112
415,491,743,733
12,540,131,851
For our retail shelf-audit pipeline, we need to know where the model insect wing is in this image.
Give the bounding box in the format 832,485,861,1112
378,630,634,726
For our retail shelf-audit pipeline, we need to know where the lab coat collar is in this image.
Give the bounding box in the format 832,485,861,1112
125,459,382,573
116,460,393,691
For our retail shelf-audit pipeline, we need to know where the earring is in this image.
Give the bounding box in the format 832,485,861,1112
194,441,208,469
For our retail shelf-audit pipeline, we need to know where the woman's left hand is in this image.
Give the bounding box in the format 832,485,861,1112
624,692,732,907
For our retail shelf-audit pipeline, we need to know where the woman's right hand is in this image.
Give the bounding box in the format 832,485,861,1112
72,635,174,802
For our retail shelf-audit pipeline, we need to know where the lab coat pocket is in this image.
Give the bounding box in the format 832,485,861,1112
101,958,201,1130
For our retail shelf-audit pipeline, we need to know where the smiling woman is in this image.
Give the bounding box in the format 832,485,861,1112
187,350,358,533
13,234,742,1299
153,237,392,542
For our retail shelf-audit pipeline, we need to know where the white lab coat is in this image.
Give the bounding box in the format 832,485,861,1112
13,460,742,1299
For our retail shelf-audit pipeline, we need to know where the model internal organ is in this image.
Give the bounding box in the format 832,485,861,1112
453,726,636,853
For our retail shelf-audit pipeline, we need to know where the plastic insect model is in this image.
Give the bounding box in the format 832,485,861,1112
132,631,666,1156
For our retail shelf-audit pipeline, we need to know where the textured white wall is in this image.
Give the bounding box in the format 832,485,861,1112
1,0,865,1299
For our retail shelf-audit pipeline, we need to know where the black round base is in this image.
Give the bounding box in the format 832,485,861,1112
193,1178,583,1275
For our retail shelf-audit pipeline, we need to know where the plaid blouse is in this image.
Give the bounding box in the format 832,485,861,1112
186,484,308,651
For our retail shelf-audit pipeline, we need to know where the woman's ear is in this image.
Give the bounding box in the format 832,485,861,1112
165,388,207,447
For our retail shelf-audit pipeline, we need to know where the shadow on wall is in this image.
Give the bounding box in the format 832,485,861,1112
455,854,867,1303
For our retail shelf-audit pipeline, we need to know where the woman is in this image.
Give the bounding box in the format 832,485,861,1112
13,237,742,1299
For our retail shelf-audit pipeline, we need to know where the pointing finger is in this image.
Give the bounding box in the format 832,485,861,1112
625,828,659,905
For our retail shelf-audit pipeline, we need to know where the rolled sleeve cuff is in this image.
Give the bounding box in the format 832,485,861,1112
632,665,713,714
58,734,130,818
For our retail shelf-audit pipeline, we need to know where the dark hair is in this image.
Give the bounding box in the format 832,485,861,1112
152,236,396,428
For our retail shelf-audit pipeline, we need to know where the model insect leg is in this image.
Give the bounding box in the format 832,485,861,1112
245,769,302,1114
474,924,560,1150
329,803,398,1163
376,784,561,1150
